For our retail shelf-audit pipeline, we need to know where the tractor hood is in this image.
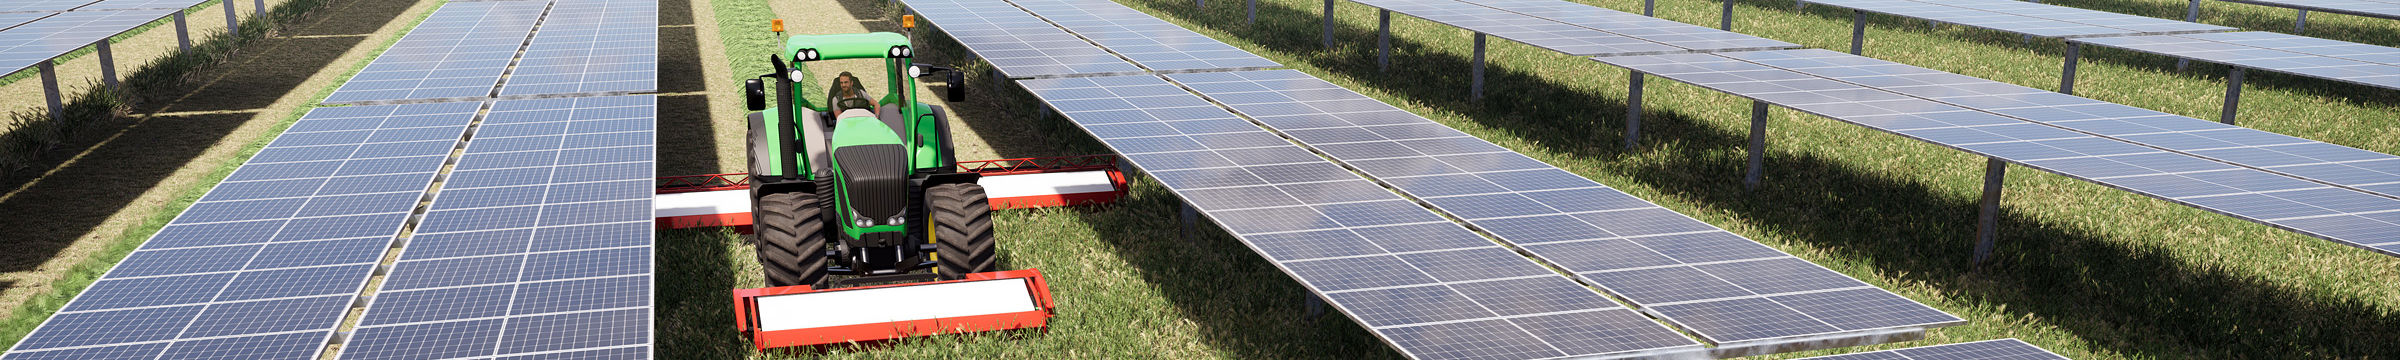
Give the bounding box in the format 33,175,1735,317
829,114,908,235
785,32,910,61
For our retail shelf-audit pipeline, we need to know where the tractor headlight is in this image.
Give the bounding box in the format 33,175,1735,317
802,49,818,60
887,47,900,57
788,68,803,81
887,214,905,225
854,215,874,228
908,65,924,78
900,46,911,57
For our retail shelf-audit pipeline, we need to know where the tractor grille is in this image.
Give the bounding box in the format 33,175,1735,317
835,144,908,222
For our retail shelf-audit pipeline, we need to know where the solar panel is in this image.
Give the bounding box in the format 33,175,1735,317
0,102,481,360
1164,70,1965,351
0,0,97,14
1591,50,2400,256
0,13,51,31
76,0,208,11
1018,74,1707,360
2074,32,2400,89
1004,0,1281,73
497,0,657,97
337,95,656,360
0,9,176,75
323,1,548,104
1799,0,2155,38
1934,0,2231,35
900,0,1145,78
1351,0,1683,56
2216,0,2400,20
1800,338,2064,360
1454,0,1798,52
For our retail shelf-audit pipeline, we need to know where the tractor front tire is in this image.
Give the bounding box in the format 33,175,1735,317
756,191,827,288
929,183,995,280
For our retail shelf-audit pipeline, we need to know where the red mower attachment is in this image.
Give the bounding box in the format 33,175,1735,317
730,269,1056,349
653,155,1126,232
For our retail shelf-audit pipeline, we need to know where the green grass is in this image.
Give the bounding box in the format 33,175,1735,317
0,0,436,350
682,0,2400,359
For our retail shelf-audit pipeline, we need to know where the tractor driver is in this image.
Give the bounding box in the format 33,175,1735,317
830,72,876,112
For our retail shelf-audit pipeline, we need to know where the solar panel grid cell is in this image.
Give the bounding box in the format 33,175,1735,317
1005,0,1281,73
0,103,479,359
1018,74,1706,360
498,0,658,97
323,1,550,104
0,9,178,74
1350,0,1683,56
902,0,1143,78
0,0,97,14
1164,69,1964,348
336,95,656,360
2076,32,2400,89
1799,338,2065,359
2216,0,2400,20
1456,0,1798,52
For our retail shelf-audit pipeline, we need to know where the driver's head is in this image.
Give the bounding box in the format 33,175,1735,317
834,72,860,92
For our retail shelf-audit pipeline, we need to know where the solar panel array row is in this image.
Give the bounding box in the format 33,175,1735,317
1350,0,1686,56
1800,0,2229,38
1801,338,2065,360
1591,50,2400,256
1456,0,1798,53
1019,74,1707,360
0,102,482,360
1005,0,1281,73
322,1,550,104
2216,0,2400,20
337,95,658,360
1165,69,1965,348
497,0,659,97
2074,31,2400,89
0,9,180,75
903,0,1144,78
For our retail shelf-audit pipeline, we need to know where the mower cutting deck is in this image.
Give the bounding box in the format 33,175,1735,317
732,269,1056,348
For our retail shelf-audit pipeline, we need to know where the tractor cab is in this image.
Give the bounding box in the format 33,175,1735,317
740,30,984,289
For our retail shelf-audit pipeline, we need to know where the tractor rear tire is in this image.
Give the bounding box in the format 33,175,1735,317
929,183,995,280
756,191,827,288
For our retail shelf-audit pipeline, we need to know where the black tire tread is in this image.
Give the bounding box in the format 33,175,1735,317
756,191,827,287
929,183,996,280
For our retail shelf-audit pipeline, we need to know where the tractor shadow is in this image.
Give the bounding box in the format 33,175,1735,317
1129,0,2400,357
0,0,415,290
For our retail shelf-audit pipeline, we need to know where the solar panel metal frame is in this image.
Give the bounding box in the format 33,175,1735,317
900,0,1147,79
2214,0,2400,20
2071,32,2400,90
1002,0,1282,74
1452,0,1800,53
335,95,657,360
1164,69,1967,356
321,1,550,105
1018,73,1710,360
1591,50,2400,257
1931,0,2233,35
0,102,482,360
495,0,658,97
0,8,177,75
1349,0,1687,57
1796,0,2223,39
0,0,99,14
1798,338,2066,360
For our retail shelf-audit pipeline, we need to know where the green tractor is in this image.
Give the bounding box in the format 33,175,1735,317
741,31,989,289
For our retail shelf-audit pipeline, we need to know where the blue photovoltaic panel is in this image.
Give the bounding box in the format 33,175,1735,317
1165,69,1964,349
0,9,176,75
1019,74,1705,360
2075,32,2400,89
323,1,548,104
338,95,656,360
1592,50,2400,257
77,0,208,11
1005,0,1281,73
1352,0,1682,56
2217,0,2400,20
901,0,1144,78
1456,0,1798,52
0,0,96,13
1799,0,2210,38
0,102,480,360
1933,0,2231,35
498,0,657,97
0,13,52,31
1802,338,2065,360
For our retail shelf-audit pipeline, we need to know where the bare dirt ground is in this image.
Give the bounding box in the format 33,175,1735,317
0,0,442,322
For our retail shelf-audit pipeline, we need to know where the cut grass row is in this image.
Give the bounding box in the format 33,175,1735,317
0,0,442,350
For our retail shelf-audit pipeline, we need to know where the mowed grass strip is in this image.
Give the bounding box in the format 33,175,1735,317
1097,0,2399,358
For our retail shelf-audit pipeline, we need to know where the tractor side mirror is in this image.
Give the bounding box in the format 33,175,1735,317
945,70,966,102
744,79,767,111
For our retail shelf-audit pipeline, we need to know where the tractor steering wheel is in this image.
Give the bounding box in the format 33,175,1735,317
836,97,876,112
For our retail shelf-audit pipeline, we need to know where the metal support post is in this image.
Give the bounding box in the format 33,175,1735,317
96,41,118,90
1625,72,1644,150
1645,0,1655,16
1322,0,1335,49
1850,10,1866,55
2179,0,2199,70
223,0,238,37
1744,101,1767,190
2059,42,2080,95
1248,0,1257,24
39,62,62,122
1181,202,1199,244
1721,0,1735,30
256,0,266,18
1377,10,1390,71
1303,293,1327,320
1971,158,2005,266
2221,67,2246,125
174,12,190,51
2296,10,2309,32
1471,33,1486,101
